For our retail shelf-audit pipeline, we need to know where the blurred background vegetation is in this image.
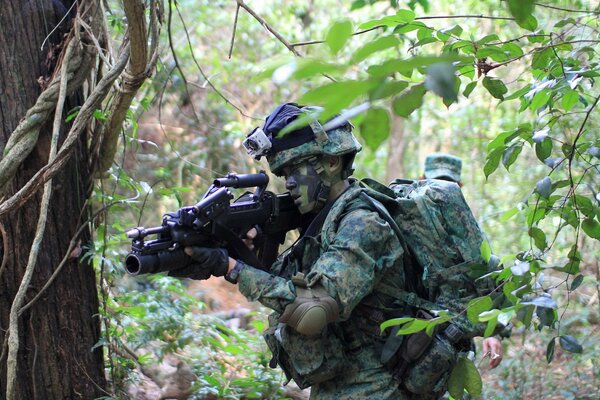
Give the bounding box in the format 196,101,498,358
93,0,599,398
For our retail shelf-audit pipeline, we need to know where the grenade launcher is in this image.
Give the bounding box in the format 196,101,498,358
124,172,302,276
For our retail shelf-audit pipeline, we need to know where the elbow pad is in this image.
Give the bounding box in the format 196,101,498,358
279,274,339,336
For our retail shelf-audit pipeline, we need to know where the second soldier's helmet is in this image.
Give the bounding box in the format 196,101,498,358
243,103,362,176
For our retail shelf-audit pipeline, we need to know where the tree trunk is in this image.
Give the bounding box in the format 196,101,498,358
386,110,407,182
0,1,105,398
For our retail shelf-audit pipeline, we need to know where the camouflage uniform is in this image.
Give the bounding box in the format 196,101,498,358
236,181,410,399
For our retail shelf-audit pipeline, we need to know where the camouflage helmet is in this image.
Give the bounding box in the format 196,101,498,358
243,103,362,176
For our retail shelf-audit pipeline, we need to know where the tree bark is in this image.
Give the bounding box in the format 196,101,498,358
0,1,105,398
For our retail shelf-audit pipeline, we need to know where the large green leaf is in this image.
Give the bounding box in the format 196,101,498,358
448,357,483,398
392,84,426,118
425,62,458,102
482,77,508,100
559,335,583,354
562,89,579,111
582,218,600,239
467,296,493,325
351,35,400,63
360,107,390,151
299,80,376,117
502,142,523,170
484,147,503,179
326,20,353,55
507,0,534,24
528,226,547,250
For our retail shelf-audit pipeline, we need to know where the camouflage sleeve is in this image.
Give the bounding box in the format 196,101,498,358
236,263,297,313
304,208,403,320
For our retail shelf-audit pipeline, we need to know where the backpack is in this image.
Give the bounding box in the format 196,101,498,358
357,177,501,395
359,177,500,333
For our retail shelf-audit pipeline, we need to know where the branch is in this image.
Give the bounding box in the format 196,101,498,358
96,0,152,174
236,0,302,57
415,14,514,21
0,223,7,280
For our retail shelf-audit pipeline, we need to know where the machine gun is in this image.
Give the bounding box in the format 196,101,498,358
124,172,302,276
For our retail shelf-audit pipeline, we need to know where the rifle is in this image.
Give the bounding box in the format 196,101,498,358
124,172,302,276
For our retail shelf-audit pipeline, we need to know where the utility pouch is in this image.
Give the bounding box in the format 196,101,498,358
402,333,459,395
263,314,346,389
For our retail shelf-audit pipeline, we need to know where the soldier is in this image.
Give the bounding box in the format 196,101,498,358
422,152,504,369
169,103,492,399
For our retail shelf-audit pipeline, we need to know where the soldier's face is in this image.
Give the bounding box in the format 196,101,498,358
283,160,323,214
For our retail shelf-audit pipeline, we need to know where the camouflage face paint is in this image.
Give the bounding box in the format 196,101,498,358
283,160,326,214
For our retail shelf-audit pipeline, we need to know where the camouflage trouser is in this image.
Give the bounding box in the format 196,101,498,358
308,345,406,400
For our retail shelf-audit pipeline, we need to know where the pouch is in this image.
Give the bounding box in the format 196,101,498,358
403,334,458,394
263,314,346,389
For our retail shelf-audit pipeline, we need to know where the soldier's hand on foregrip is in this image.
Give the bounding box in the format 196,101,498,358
167,247,229,280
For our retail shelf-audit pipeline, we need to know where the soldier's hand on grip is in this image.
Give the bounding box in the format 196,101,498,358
167,247,229,280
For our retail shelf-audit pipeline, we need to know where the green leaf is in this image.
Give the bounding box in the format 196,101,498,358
518,14,538,31
360,107,390,151
358,10,415,30
559,335,583,354
570,274,584,291
507,0,535,26
482,77,508,100
546,338,556,363
522,295,557,309
480,240,491,263
326,20,353,55
380,317,414,332
500,207,519,221
528,227,547,250
581,218,600,239
463,81,477,98
351,35,400,63
299,80,375,115
392,84,426,118
425,62,457,102
396,319,429,334
370,80,409,100
562,89,579,111
448,357,483,398
396,9,416,22
535,137,553,161
502,142,523,170
536,176,552,199
484,147,503,179
531,48,554,70
530,89,552,110
467,296,493,325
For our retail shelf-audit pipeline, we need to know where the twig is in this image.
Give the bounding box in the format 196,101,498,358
229,4,241,59
236,0,302,57
175,2,256,118
534,2,600,14
415,14,514,21
40,1,78,50
166,0,201,123
291,25,383,47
